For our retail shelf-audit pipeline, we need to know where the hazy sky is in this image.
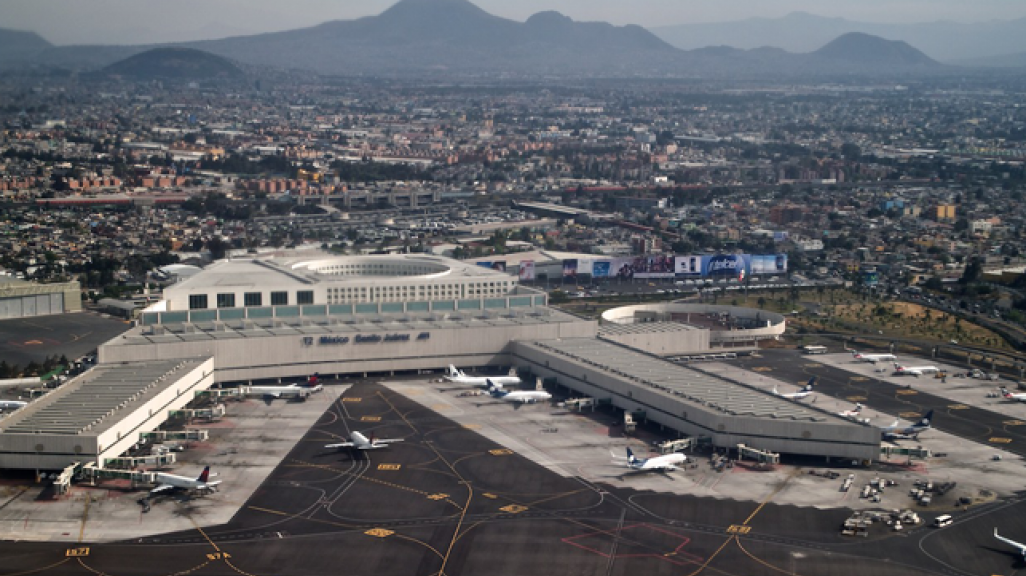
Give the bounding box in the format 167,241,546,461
4,0,1026,45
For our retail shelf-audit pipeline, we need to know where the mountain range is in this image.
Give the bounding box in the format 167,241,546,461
0,0,968,79
651,11,1026,66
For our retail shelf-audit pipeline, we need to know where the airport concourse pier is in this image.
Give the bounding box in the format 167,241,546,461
0,358,214,470
513,338,879,462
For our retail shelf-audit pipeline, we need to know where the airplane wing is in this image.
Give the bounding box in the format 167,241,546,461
994,529,1026,555
373,438,403,444
150,484,176,495
325,442,356,449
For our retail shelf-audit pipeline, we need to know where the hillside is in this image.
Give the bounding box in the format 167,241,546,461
813,32,938,68
0,28,53,63
101,47,242,79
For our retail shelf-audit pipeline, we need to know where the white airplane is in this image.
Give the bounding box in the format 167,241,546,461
1000,388,1026,403
893,363,940,377
994,528,1026,558
613,447,687,473
246,382,324,399
851,350,897,363
0,400,28,411
881,410,934,441
486,380,551,404
325,431,403,451
773,377,816,401
445,365,521,387
150,466,221,496
837,403,864,419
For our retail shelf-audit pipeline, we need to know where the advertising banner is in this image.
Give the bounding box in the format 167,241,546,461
562,259,578,279
674,255,703,277
704,254,747,279
628,255,675,279
518,260,535,281
591,260,611,278
576,259,594,277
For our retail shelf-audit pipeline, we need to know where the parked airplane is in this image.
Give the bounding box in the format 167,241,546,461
0,400,28,412
881,410,934,441
247,381,324,399
851,350,897,363
994,528,1026,558
612,447,687,473
773,377,816,401
837,403,864,419
486,380,551,404
150,466,221,496
893,363,940,377
445,365,521,387
1000,388,1026,403
325,431,403,451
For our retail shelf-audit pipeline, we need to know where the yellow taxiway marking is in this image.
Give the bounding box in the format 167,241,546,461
726,525,752,535
896,389,918,395
342,397,362,403
248,506,362,529
803,363,822,368
360,416,381,422
1003,420,1026,426
205,552,232,561
462,423,481,430
365,528,394,538
948,404,969,410
489,448,513,456
846,395,867,402
427,493,450,500
24,340,43,345
850,376,869,382
751,367,772,372
377,463,401,471
989,437,1013,444
900,411,922,418
482,493,497,499
499,504,528,514
65,548,89,557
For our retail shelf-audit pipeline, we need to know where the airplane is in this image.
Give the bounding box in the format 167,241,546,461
612,447,687,473
246,380,324,400
881,409,934,441
150,466,221,497
994,528,1026,558
325,431,403,451
486,380,551,404
837,403,864,419
0,400,28,412
445,365,521,387
893,363,940,377
851,350,897,363
773,377,816,401
1000,388,1026,403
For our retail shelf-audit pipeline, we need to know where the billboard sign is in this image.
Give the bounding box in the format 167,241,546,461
518,260,535,281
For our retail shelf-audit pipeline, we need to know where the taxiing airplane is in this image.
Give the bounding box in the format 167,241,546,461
851,350,897,363
486,380,551,404
445,365,521,387
613,447,687,473
1000,388,1026,403
893,363,940,377
325,431,403,451
0,400,28,412
150,466,221,496
881,409,934,441
994,528,1026,558
773,377,816,401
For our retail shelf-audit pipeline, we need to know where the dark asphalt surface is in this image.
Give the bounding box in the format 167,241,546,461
0,380,1023,575
734,349,1026,459
0,311,129,367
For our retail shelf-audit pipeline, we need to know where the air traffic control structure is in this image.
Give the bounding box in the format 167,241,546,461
0,358,214,470
513,338,879,461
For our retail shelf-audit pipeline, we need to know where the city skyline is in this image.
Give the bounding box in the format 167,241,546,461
3,0,1026,46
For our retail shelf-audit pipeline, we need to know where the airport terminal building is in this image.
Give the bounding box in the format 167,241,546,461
1,254,880,470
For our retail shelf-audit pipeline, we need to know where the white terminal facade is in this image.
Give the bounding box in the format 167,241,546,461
0,254,881,470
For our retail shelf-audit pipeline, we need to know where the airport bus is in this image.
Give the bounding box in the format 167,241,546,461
933,514,953,528
802,345,828,355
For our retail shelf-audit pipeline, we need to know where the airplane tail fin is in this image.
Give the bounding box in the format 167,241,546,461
626,447,638,464
854,403,862,412
920,410,934,426
198,466,210,483
447,365,459,377
772,386,780,396
807,376,817,388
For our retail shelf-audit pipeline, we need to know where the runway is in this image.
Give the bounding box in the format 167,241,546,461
0,380,1022,575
